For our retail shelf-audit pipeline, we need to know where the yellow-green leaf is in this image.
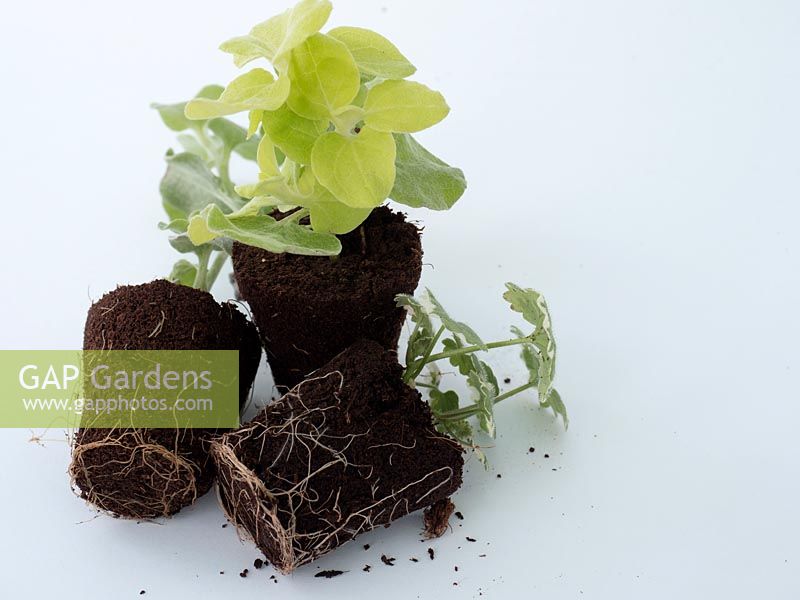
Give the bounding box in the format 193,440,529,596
219,35,273,68
257,136,280,178
185,97,245,120
287,33,360,120
219,69,290,111
188,204,340,255
247,110,263,138
220,0,332,68
364,80,450,133
309,201,371,234
328,26,416,79
262,104,328,164
310,127,396,208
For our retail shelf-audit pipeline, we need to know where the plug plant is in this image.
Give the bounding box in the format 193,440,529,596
153,0,465,289
398,284,568,465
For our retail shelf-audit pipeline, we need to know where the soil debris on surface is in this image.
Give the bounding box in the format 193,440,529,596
315,570,346,578
381,555,396,566
428,548,435,560
455,511,464,520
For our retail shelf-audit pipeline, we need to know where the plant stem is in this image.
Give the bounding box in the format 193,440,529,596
403,325,445,384
193,247,212,291
424,337,531,365
283,208,310,224
435,381,538,422
205,252,228,291
218,148,235,197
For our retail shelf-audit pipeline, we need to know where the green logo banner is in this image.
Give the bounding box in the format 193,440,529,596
0,351,241,429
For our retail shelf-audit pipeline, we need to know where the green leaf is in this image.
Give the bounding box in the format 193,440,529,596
168,260,197,287
311,127,396,208
207,118,246,150
152,102,195,132
219,69,290,111
503,283,559,418
364,80,450,133
151,85,225,131
168,234,199,254
426,289,486,349
430,389,474,443
309,201,371,234
262,104,328,164
287,33,361,120
511,325,540,386
396,294,436,370
542,389,568,428
177,133,212,162
465,355,499,438
159,153,244,219
158,219,188,234
233,135,260,162
187,204,340,255
328,26,416,79
391,133,466,210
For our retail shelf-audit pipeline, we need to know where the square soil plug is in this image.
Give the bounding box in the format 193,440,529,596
212,339,464,573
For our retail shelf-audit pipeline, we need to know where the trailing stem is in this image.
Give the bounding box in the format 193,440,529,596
435,381,537,422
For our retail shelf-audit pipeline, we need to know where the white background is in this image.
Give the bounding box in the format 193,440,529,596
1,0,799,598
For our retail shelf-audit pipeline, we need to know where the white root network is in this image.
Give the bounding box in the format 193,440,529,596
69,427,204,519
211,371,459,573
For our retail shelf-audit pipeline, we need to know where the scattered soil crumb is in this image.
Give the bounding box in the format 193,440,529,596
455,511,464,520
315,570,345,579
496,474,502,479
410,557,419,562
528,447,535,453
428,548,435,560
222,523,228,528
381,555,396,566
504,377,511,384
544,454,550,458
479,554,487,558
254,558,264,569
363,565,372,572
139,592,146,596
423,497,455,539
363,544,370,551
455,566,459,572
466,537,477,542
219,571,225,575
239,569,249,578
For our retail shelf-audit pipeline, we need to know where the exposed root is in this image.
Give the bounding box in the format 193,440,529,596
69,427,207,520
211,366,462,573
423,497,455,539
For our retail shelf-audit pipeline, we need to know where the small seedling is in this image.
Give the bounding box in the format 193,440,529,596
152,0,466,289
397,283,568,465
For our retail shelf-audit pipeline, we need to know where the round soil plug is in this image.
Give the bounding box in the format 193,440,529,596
69,280,261,519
